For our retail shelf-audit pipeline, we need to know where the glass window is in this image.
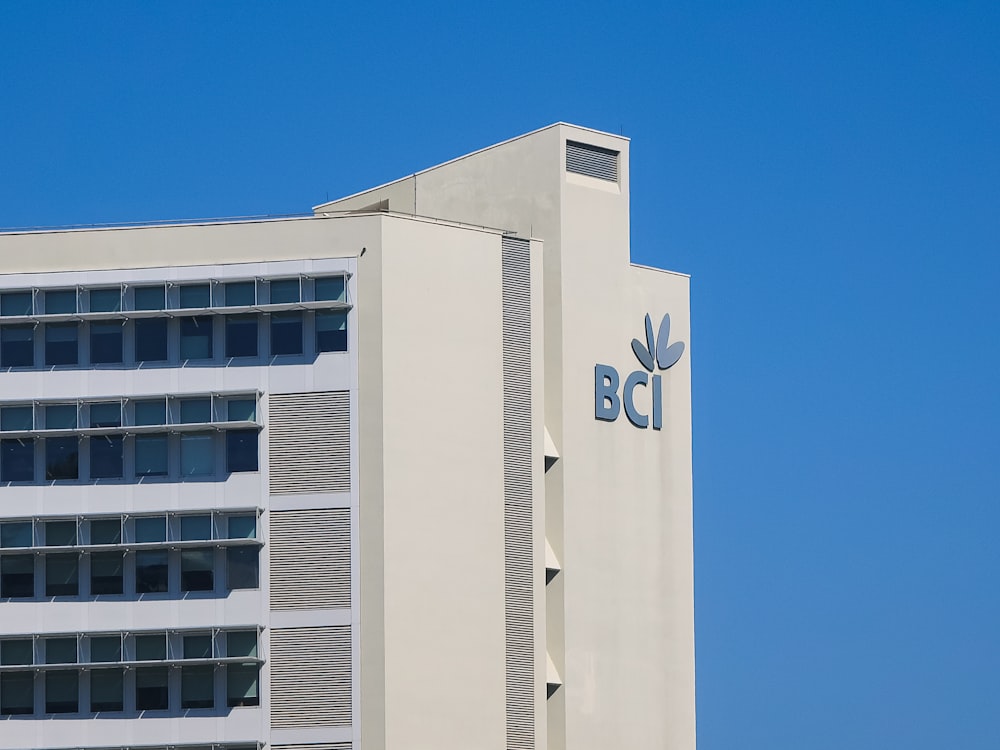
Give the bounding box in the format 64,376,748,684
135,317,168,362
135,634,166,661
227,547,259,590
90,668,123,712
1,522,32,548
134,516,166,543
225,315,258,358
179,398,211,424
270,312,303,355
45,437,79,480
227,399,256,422
269,278,300,304
45,289,77,315
45,520,76,546
45,637,77,664
135,667,169,711
90,321,124,364
1,405,33,431
227,663,259,708
1,291,33,316
89,288,122,313
179,284,211,308
135,550,168,593
91,435,124,479
1,639,33,665
45,323,79,366
228,515,256,539
315,276,346,302
0,672,34,715
89,402,121,428
180,316,213,360
181,515,211,541
227,631,257,658
90,636,121,663
316,310,348,352
133,285,165,311
45,404,77,429
181,548,214,592
91,552,124,595
181,433,214,476
184,634,213,659
1,325,34,367
45,670,79,714
0,439,33,482
1,555,34,598
89,518,122,545
134,399,166,426
45,553,79,596
135,434,168,476
182,665,215,709
226,430,258,473
225,281,255,306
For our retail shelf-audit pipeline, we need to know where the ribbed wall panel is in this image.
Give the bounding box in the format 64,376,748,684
269,391,350,494
566,139,619,182
270,626,352,728
502,236,534,750
270,508,351,610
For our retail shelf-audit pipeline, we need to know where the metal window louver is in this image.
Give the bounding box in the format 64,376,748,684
269,626,352,728
268,391,350,494
269,508,351,610
565,140,619,182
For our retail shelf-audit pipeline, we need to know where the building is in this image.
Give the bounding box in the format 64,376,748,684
0,123,695,750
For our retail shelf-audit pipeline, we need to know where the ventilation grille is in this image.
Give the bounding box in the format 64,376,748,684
269,391,350,494
502,236,534,750
270,625,352,728
566,140,619,182
270,508,351,610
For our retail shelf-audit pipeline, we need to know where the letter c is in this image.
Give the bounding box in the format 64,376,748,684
623,370,649,428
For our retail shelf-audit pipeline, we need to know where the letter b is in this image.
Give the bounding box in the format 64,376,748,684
595,364,620,422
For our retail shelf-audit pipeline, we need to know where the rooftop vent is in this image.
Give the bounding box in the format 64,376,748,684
566,140,619,182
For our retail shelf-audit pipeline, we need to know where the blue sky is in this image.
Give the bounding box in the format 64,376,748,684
2,2,998,747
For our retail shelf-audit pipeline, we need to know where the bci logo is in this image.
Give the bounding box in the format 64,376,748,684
595,313,685,430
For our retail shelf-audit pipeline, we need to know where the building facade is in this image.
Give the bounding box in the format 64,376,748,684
0,123,695,750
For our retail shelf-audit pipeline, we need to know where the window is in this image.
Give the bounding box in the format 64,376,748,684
135,318,168,362
133,286,165,311
45,671,79,713
89,402,121,428
135,633,166,661
0,291,32,316
227,399,256,422
181,515,211,540
45,553,79,596
134,399,166,426
90,321,124,364
225,315,258,358
179,284,211,308
90,636,122,663
45,520,76,546
1,555,34,598
45,637,77,664
45,289,77,314
181,433,214,476
90,518,122,545
89,287,122,313
315,276,346,302
226,631,259,708
0,672,33,715
179,398,211,424
45,436,79,480
227,547,259,590
46,403,77,429
135,550,168,593
180,316,213,360
225,281,255,306
135,434,168,476
228,515,256,539
271,312,303,355
1,521,32,547
1,325,34,367
226,430,258,473
1,639,32,665
182,665,215,709
184,634,213,659
1,439,34,481
269,278,300,303
316,310,348,352
181,549,214,592
135,667,169,711
1,405,32,431
90,668,124,712
45,323,79,366
91,435,124,478
135,516,166,543
91,552,124,595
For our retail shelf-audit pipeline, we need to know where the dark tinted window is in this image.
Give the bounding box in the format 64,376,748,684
45,404,76,429
135,550,168,593
316,311,348,352
0,292,32,316
181,548,214,592
225,315,257,358
89,402,121,428
314,276,346,301
44,520,76,546
135,667,169,711
45,290,77,314
90,321,123,364
271,312,303,355
45,323,78,366
45,437,79,480
89,518,121,545
133,286,165,311
45,671,79,713
90,668,124,712
226,430,258,473
45,553,79,596
0,555,34,598
135,318,168,362
91,552,124,595
0,522,32,547
91,436,124,479
179,284,211,308
179,398,211,424
135,434,167,476
0,672,34,714
180,316,213,360
1,439,34,482
225,282,255,306
1,325,34,367
89,288,122,312
1,406,32,431
227,547,259,590
269,278,300,303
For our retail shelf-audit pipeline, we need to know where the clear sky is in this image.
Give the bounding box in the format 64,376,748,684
2,2,998,747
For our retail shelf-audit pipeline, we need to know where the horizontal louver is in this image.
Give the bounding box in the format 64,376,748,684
270,625,352,728
566,140,619,182
269,391,350,494
270,508,351,610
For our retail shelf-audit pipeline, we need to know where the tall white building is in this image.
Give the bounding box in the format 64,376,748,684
0,123,695,750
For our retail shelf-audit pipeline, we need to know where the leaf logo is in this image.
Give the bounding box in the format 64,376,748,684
630,313,685,372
